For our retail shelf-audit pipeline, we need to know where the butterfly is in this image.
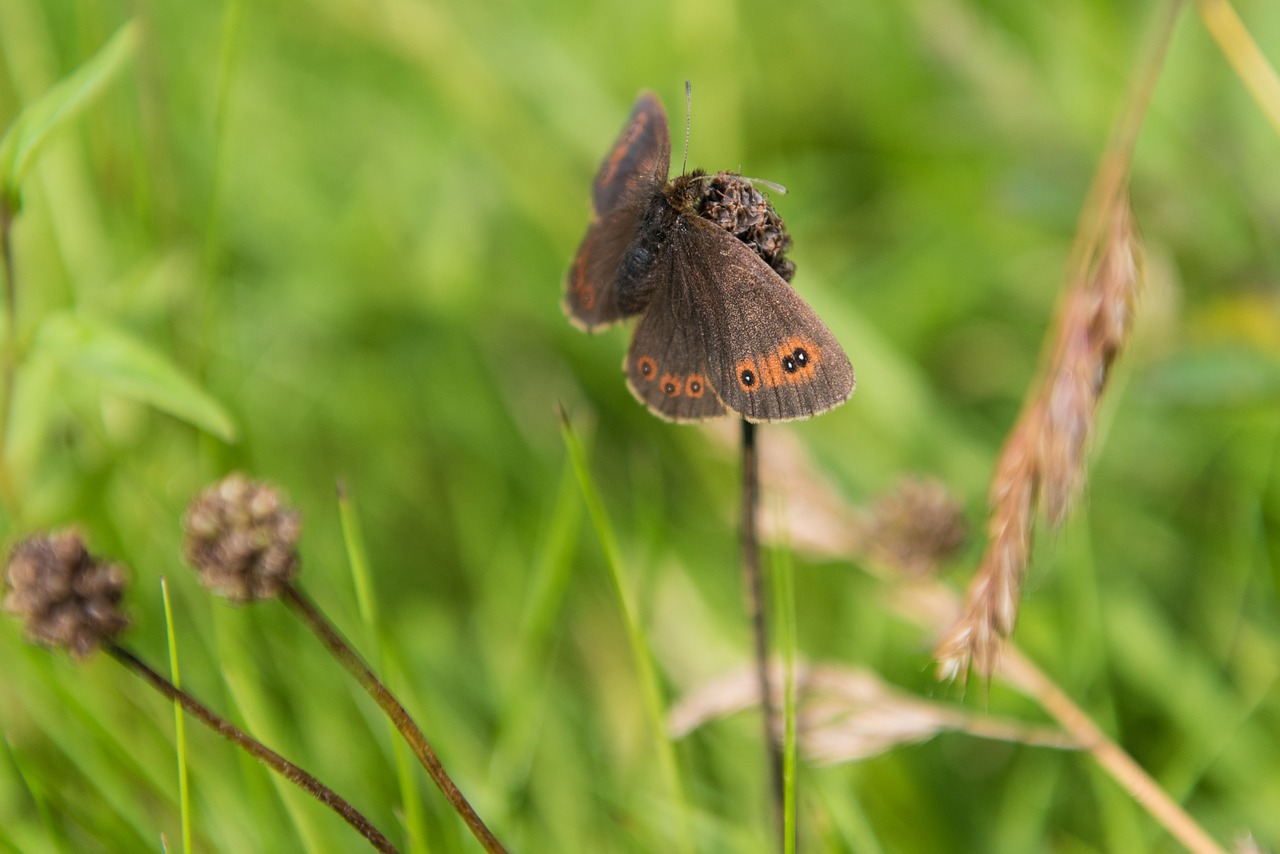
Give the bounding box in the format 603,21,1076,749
564,91,855,423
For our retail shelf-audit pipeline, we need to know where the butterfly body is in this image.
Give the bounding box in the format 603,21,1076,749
612,171,705,315
566,92,854,423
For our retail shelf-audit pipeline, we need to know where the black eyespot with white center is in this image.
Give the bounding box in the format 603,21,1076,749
793,347,809,367
741,369,756,388
781,354,798,373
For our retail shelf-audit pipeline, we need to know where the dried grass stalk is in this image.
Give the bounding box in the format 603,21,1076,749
668,661,1076,764
936,200,1141,680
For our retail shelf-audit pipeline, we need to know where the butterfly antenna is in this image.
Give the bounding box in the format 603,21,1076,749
743,176,788,195
682,80,692,175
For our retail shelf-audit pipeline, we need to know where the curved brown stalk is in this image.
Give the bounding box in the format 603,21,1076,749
106,643,398,854
280,582,509,854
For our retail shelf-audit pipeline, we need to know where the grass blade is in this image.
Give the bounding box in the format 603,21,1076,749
770,543,798,854
336,481,430,854
161,577,193,854
0,20,139,206
32,312,237,441
1197,0,1280,135
557,409,691,853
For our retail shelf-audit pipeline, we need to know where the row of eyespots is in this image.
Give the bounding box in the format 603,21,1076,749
735,336,823,393
636,356,707,399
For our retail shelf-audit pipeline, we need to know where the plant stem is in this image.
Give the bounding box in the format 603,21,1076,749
0,199,23,518
1065,0,1184,296
742,419,784,846
160,578,193,854
558,410,692,853
279,583,509,854
998,649,1227,854
1197,0,1280,135
105,642,399,854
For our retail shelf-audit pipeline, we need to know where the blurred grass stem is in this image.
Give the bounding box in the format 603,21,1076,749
999,648,1228,854
770,538,799,854
161,578,194,854
0,201,21,516
279,582,509,854
337,481,429,852
104,642,399,853
1197,0,1280,135
559,408,692,852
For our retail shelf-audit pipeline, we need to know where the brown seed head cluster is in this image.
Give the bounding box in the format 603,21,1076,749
936,201,1141,680
698,171,796,282
3,531,130,659
182,474,301,603
865,478,969,577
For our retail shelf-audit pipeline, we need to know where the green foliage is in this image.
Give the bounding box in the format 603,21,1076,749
1,0,1279,852
0,21,137,210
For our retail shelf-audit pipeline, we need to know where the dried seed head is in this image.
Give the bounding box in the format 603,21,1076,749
865,478,968,577
182,474,301,603
3,531,130,659
935,199,1142,680
698,172,796,282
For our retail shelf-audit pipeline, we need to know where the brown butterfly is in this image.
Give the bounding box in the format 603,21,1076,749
564,91,855,423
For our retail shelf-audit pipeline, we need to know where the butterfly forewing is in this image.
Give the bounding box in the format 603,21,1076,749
592,92,671,216
564,93,672,331
677,218,855,423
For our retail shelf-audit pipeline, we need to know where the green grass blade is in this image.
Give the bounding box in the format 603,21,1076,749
770,542,798,854
336,481,430,854
338,482,381,633
486,454,581,827
161,577,193,854
518,454,583,649
210,607,334,853
32,312,237,441
1,732,67,854
0,20,139,206
558,410,692,854
1197,0,1280,136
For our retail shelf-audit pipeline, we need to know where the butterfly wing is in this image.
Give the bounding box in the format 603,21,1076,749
675,216,855,423
564,92,672,331
624,279,729,422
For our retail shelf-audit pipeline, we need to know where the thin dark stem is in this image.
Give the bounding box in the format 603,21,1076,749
280,583,509,854
105,643,398,854
742,419,784,846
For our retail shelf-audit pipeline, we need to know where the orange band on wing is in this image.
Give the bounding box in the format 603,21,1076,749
571,251,597,309
598,112,650,192
737,337,825,390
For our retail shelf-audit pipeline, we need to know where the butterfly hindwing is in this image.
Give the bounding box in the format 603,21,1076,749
625,276,728,422
675,217,855,422
564,92,671,331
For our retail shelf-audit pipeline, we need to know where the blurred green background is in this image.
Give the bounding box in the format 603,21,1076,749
2,0,1279,851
